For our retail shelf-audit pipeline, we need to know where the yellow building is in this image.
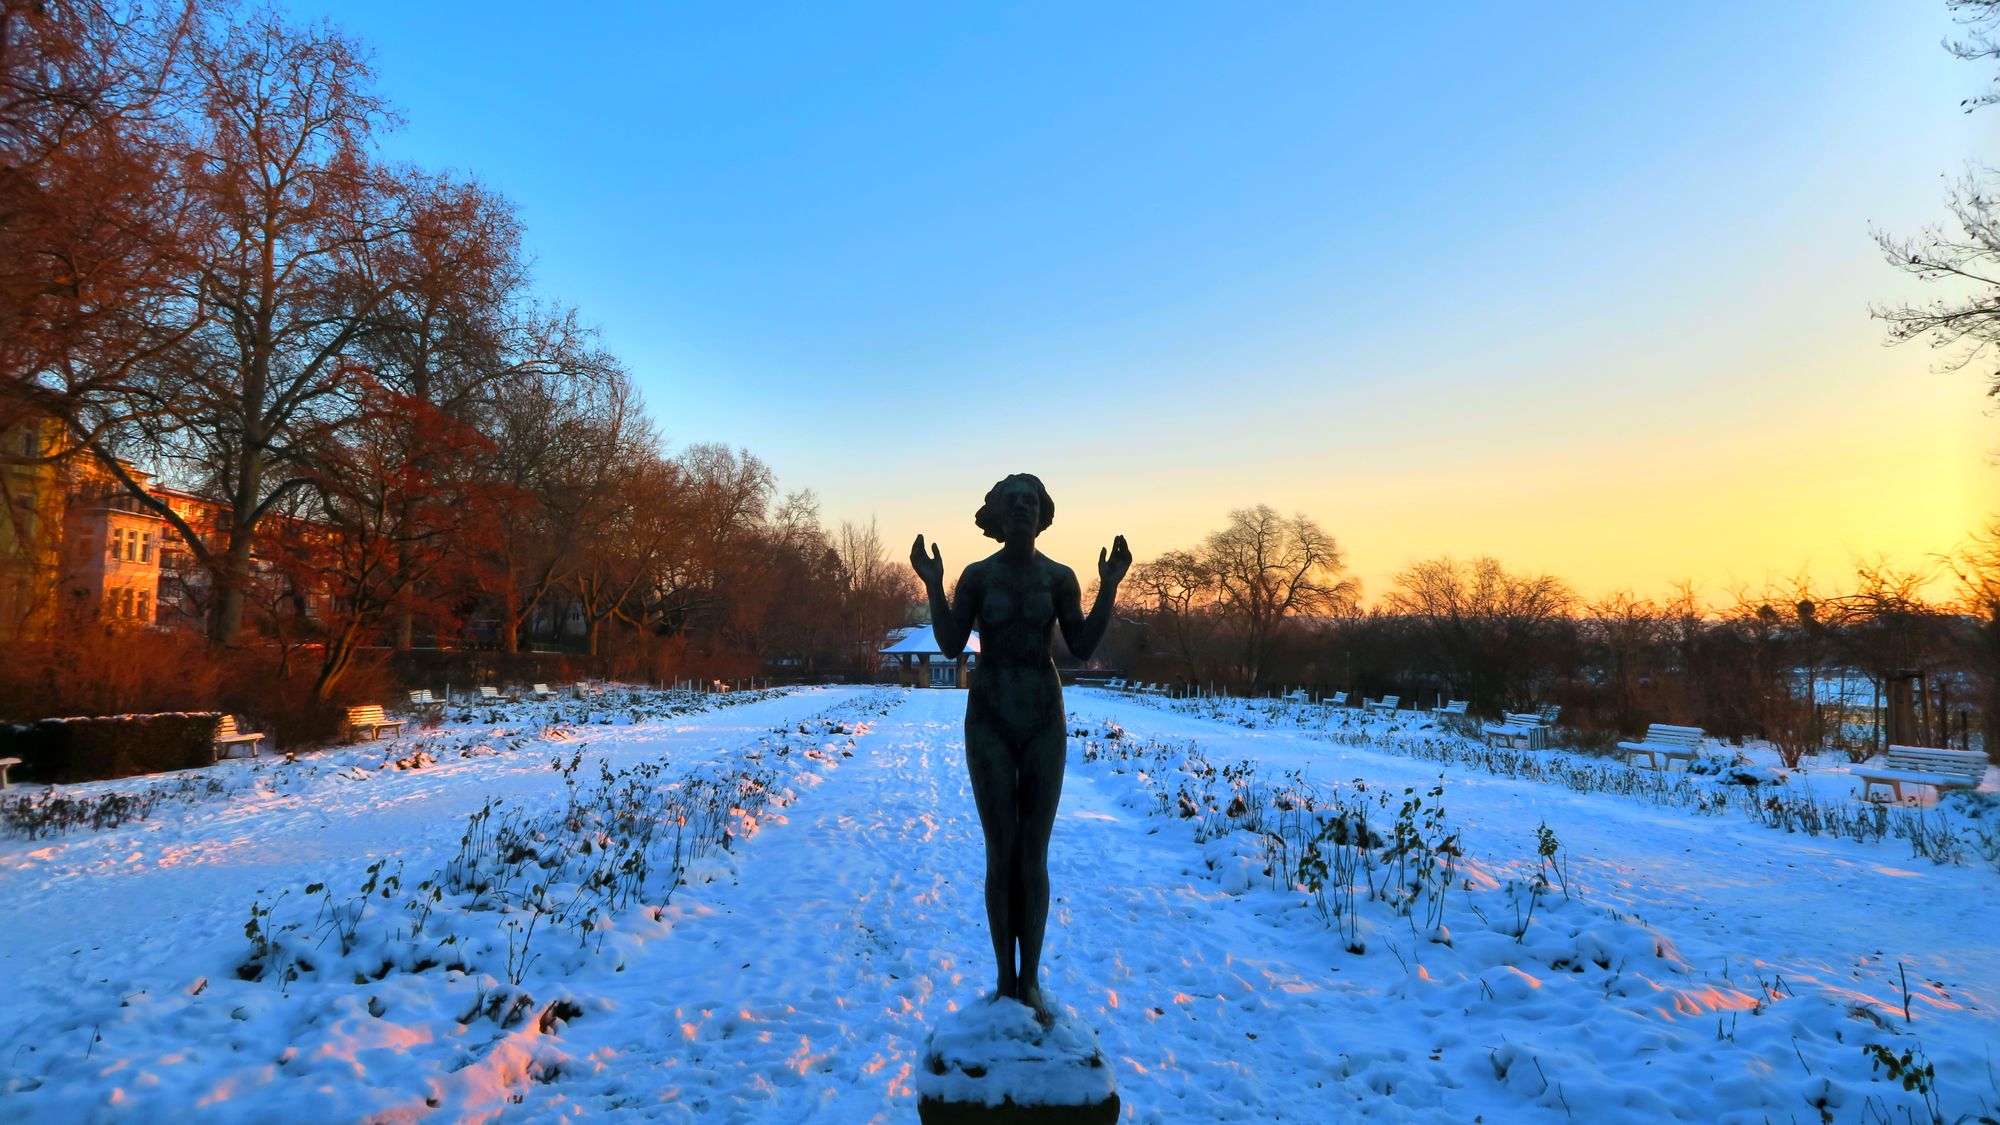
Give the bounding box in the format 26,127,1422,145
0,416,178,639
0,416,65,640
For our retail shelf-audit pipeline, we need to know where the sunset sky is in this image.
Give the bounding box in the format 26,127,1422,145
301,1,1995,602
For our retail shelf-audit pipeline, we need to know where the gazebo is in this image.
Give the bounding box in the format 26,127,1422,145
880,625,981,688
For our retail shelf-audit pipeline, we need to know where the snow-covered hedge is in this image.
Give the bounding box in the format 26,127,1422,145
0,712,221,784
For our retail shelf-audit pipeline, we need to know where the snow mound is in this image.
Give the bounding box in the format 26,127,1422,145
917,995,1117,1109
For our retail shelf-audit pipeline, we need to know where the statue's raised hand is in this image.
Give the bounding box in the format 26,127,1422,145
1099,534,1132,587
910,534,945,588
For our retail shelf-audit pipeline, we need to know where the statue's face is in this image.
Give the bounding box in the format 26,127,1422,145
998,479,1040,539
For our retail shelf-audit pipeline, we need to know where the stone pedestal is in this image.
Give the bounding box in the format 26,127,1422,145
916,996,1120,1123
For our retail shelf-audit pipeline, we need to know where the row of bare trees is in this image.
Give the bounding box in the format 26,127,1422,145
1108,507,1999,754
2,2,916,705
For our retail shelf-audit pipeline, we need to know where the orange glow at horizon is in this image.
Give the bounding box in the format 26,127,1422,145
871,358,1994,608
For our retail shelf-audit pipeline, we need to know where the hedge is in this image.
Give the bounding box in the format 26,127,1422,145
0,713,222,784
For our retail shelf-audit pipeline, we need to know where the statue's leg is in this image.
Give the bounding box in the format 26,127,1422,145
1012,717,1066,1023
964,716,1018,1000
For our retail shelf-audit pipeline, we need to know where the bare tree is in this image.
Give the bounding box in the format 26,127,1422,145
834,517,919,672
1199,505,1358,692
1121,548,1221,686
1873,2,2000,403
1873,174,2000,402
1946,518,2000,752
85,10,426,645
1384,555,1576,711
2,1,202,463
1947,0,2000,111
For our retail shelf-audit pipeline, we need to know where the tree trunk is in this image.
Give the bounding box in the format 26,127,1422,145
1982,610,2000,760
392,542,415,650
208,525,256,646
313,621,366,702
500,575,522,653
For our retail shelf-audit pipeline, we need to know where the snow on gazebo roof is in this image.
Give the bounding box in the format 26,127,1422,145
879,625,980,656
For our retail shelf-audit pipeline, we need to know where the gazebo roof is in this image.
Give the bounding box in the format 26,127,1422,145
880,625,981,656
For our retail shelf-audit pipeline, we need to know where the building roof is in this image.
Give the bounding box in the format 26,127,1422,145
880,625,980,655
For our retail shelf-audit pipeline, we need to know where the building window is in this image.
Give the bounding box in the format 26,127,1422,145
138,533,149,563
135,591,150,622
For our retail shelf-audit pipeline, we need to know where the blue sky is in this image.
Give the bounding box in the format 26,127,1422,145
299,1,1997,599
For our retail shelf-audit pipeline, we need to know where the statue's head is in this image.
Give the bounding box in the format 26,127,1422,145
974,473,1054,542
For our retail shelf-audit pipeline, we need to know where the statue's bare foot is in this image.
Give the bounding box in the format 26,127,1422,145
1018,985,1056,1027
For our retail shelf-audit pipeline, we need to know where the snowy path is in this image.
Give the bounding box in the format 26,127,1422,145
513,689,1491,1123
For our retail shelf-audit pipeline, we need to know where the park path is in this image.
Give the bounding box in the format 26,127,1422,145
506,688,1380,1125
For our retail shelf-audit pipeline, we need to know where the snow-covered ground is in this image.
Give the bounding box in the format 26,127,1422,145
2,686,1995,1123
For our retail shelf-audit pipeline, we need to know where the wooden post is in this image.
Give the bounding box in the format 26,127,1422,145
1885,672,1920,748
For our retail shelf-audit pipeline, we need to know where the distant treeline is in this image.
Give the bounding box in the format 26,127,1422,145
1100,506,2000,757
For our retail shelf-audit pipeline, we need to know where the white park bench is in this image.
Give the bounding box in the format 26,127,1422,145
1281,689,1311,705
478,685,519,703
1853,746,1988,804
1364,695,1401,714
213,715,265,760
1322,691,1349,707
344,704,408,743
1144,683,1170,696
529,683,557,700
1483,712,1550,750
1430,699,1469,718
1617,724,1704,770
407,689,445,722
0,756,20,788
1104,678,1127,690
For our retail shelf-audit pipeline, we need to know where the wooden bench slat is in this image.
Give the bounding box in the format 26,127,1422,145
344,704,408,742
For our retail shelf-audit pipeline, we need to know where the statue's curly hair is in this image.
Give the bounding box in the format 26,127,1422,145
973,473,1054,542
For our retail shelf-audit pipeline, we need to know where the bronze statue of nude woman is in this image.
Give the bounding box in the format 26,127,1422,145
911,473,1130,1024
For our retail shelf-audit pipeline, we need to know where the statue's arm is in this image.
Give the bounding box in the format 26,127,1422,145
1056,564,1115,662
1059,536,1130,661
930,564,981,659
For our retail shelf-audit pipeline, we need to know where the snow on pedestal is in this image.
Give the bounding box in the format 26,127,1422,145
916,995,1120,1124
